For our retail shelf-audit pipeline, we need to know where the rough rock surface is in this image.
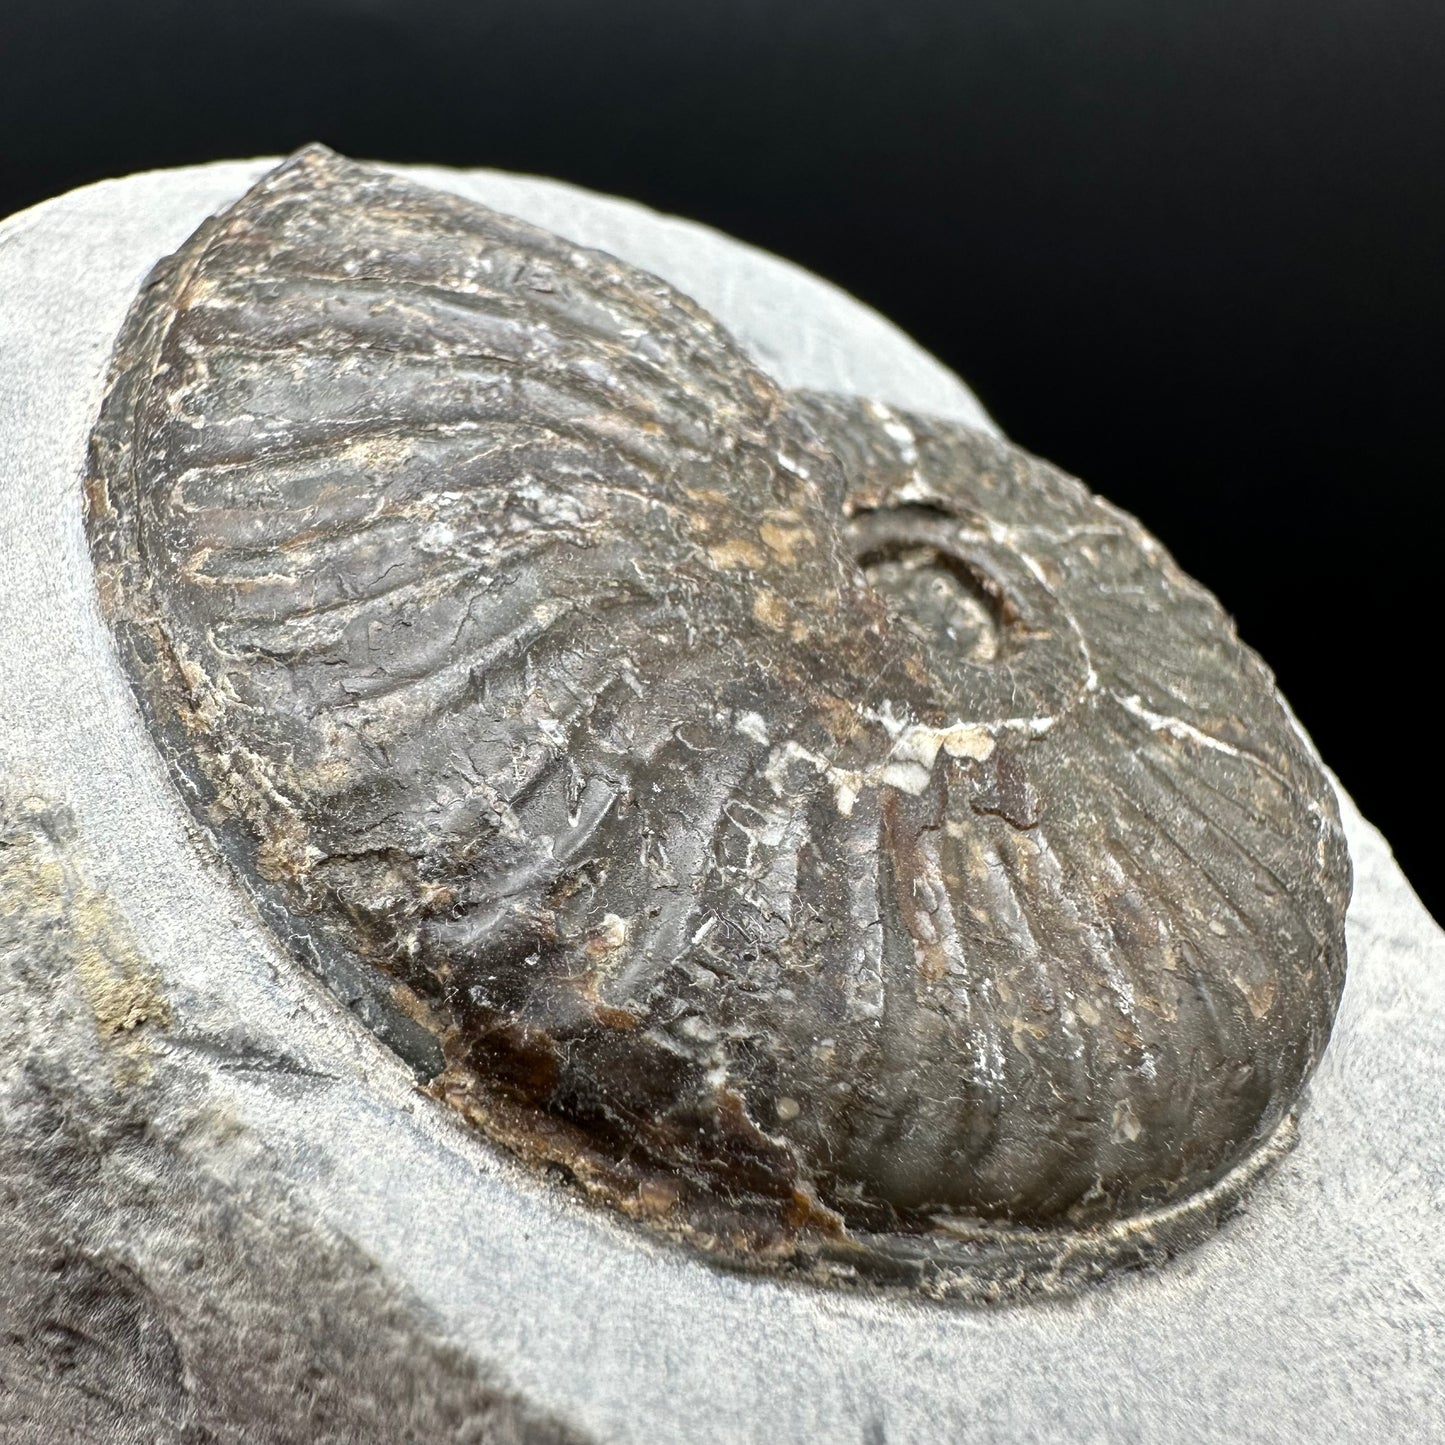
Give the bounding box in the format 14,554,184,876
0,799,583,1444
1,159,1441,1442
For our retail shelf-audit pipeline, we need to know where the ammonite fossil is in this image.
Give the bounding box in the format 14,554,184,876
85,146,1351,1298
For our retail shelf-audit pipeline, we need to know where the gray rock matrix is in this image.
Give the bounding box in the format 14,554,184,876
1,159,1441,1442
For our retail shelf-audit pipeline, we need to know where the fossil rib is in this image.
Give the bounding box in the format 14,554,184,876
85,146,1350,1297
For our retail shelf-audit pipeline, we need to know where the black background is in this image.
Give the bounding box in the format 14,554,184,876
3,1,1440,921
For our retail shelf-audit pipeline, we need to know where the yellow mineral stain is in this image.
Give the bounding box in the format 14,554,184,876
584,912,628,957
253,814,319,883
594,1005,642,1031
682,486,731,508
915,944,948,983
1010,1016,1047,1052
636,1177,682,1215
1233,975,1277,1020
759,521,806,564
1111,1099,1143,1144
752,590,789,630
1,804,171,1088
391,979,453,1038
708,539,767,570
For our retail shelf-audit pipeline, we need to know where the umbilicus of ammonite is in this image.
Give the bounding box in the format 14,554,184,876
84,146,1350,1299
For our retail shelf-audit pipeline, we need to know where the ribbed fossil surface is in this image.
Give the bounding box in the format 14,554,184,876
85,147,1350,1297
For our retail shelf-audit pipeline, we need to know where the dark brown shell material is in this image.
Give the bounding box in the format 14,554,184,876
85,146,1350,1298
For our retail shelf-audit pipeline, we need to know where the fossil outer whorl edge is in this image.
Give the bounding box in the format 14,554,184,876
84,146,1351,1298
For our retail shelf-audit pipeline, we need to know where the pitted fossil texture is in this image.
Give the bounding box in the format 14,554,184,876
85,147,1350,1297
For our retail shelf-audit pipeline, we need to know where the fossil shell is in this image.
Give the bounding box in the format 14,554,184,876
85,147,1350,1297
